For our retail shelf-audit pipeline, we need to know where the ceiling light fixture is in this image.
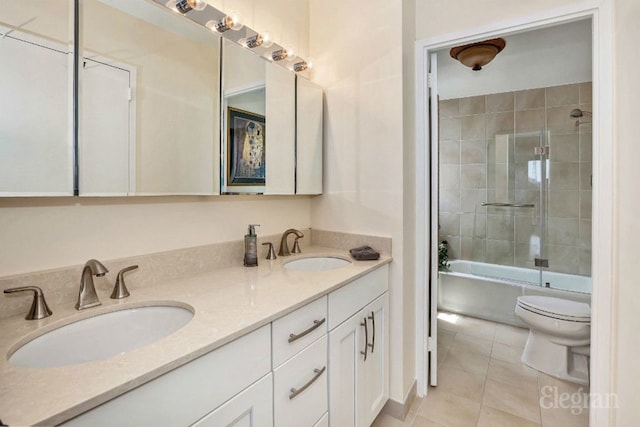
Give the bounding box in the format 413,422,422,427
293,61,310,72
206,12,243,33
449,38,506,71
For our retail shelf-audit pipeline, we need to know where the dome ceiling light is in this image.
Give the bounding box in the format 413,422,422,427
449,38,506,71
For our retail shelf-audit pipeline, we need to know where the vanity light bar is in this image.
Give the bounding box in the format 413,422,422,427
161,0,311,73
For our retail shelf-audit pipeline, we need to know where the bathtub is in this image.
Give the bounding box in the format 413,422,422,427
438,260,592,327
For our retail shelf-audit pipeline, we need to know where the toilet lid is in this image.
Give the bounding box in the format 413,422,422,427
517,296,591,322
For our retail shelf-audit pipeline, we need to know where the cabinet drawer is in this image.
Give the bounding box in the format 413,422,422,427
272,296,327,367
328,265,388,330
191,374,273,427
61,325,271,427
273,335,327,427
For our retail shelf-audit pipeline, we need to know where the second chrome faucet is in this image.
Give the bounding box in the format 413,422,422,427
278,229,304,257
76,259,108,310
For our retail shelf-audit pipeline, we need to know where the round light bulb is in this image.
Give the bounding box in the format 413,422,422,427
190,0,207,11
286,48,296,62
228,12,243,31
261,32,274,48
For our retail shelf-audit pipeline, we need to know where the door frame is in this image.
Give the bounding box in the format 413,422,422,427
414,2,614,426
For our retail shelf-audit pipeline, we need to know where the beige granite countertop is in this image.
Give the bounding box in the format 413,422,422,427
0,247,391,426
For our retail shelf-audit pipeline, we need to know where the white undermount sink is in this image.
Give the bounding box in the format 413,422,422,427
284,256,351,272
8,304,193,368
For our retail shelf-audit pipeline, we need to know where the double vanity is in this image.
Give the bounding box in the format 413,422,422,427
0,244,390,426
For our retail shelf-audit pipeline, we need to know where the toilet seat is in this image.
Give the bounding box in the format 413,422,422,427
517,296,590,323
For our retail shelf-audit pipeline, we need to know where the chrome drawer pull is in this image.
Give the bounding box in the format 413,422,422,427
368,311,375,353
360,318,368,361
289,366,326,400
288,318,326,343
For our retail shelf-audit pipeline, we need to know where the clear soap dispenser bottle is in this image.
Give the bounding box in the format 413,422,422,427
244,224,260,267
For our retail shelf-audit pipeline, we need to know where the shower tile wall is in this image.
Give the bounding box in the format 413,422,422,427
439,82,592,276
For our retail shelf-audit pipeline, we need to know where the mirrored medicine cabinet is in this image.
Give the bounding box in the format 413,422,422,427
0,0,322,197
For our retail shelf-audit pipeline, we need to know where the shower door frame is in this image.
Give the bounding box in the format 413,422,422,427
414,3,614,426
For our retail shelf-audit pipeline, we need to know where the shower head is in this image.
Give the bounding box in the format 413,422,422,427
570,108,592,118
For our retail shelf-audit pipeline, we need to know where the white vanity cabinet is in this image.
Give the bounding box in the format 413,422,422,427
328,266,389,427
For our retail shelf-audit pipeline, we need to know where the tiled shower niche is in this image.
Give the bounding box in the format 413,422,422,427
438,82,592,276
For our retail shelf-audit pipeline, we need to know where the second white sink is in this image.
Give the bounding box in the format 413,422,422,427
9,304,193,368
284,256,351,272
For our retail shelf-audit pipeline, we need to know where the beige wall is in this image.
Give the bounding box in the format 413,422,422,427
419,0,640,424
612,0,640,424
0,196,311,276
309,0,416,403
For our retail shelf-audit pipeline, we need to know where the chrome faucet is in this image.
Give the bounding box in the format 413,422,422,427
278,229,304,256
76,259,108,310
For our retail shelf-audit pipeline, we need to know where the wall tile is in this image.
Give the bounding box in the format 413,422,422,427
580,132,592,162
515,244,537,268
439,212,461,237
461,188,487,213
446,236,461,260
545,245,578,274
549,162,580,190
515,215,539,244
546,83,580,107
440,99,460,118
546,217,579,245
579,220,592,249
440,140,461,164
440,82,591,276
460,95,486,115
515,109,545,132
580,162,592,190
462,115,487,140
440,164,461,191
548,190,580,218
461,238,487,262
578,248,592,276
487,214,515,240
461,213,486,238
547,106,579,134
440,117,461,140
579,82,592,105
461,164,487,189
580,190,592,219
515,88,545,110
514,134,539,163
461,139,487,164
440,190,461,213
487,92,515,113
550,134,579,162
486,240,514,265
486,112,515,137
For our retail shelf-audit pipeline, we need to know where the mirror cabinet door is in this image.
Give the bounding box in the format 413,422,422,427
221,40,297,194
296,77,323,195
264,62,295,195
80,0,221,196
0,1,74,196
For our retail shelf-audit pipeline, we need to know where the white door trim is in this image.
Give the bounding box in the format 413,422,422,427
413,3,614,426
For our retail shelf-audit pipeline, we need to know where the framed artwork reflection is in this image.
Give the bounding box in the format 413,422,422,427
226,107,266,186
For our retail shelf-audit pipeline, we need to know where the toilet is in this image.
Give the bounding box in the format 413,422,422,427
515,295,591,385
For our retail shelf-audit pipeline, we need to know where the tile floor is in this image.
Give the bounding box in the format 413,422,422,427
372,312,589,427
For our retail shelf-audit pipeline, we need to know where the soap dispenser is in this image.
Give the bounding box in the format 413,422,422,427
244,224,260,267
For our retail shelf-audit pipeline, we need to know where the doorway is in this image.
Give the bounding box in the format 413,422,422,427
414,6,614,426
